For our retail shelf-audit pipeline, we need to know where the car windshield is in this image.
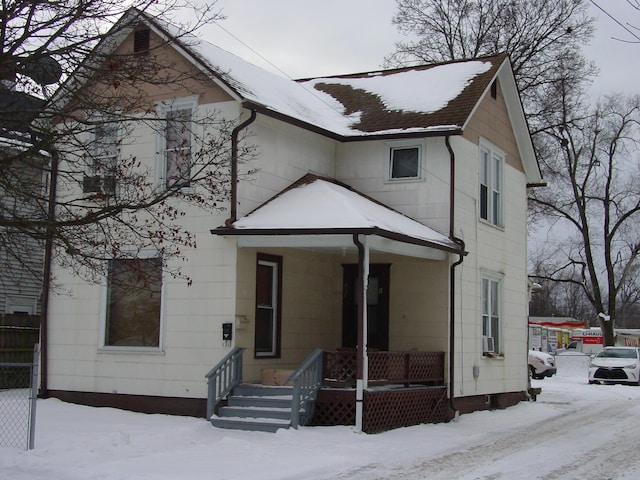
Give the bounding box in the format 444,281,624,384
597,348,638,359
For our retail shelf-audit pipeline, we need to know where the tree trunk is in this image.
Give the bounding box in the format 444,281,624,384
599,319,615,346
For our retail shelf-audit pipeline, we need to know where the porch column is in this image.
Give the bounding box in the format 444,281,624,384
353,234,369,432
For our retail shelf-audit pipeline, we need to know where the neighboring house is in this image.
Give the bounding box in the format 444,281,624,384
44,10,542,433
0,131,46,317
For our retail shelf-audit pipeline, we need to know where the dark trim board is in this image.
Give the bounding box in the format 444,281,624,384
453,391,526,415
45,390,207,418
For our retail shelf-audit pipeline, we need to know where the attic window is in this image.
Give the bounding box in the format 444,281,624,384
134,29,150,54
490,80,497,99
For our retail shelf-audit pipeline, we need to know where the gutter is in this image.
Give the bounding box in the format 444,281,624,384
39,149,59,398
445,135,466,418
226,109,257,226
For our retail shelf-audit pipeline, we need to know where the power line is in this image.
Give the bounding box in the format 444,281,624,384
210,19,353,119
589,0,640,42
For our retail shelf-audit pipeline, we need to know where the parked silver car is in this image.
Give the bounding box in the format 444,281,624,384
588,346,640,385
528,350,557,379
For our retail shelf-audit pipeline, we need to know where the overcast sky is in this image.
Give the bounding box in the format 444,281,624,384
196,0,638,98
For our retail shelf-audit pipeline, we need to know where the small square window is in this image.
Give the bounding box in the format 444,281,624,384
389,146,420,180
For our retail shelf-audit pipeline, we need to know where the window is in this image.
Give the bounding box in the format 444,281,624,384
254,253,282,358
104,256,163,348
5,295,37,315
84,119,118,194
158,99,195,189
386,141,423,181
482,276,501,354
479,142,504,225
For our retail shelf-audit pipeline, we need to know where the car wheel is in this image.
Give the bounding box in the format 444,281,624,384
529,365,536,379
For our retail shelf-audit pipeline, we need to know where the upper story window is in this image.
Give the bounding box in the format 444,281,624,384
84,118,119,195
386,140,424,181
157,97,196,190
479,141,504,226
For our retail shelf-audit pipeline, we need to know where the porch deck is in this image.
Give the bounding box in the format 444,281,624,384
208,348,449,433
313,350,449,433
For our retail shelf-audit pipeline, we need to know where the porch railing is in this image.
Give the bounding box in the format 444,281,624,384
205,347,245,419
323,350,445,387
287,348,324,428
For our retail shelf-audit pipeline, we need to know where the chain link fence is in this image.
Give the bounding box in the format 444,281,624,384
0,344,39,450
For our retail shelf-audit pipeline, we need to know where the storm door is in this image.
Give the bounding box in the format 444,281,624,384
341,264,390,351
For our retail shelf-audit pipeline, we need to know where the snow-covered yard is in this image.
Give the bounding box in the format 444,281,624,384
2,354,640,480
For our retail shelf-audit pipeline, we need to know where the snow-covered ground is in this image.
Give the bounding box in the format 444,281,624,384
2,354,640,480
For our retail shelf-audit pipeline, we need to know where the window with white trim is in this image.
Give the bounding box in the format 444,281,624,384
103,256,163,348
157,98,196,189
255,253,282,358
482,275,501,354
479,142,504,226
386,141,423,181
84,117,119,195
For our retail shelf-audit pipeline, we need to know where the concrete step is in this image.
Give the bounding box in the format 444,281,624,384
233,384,293,397
228,394,293,409
210,415,290,433
217,405,293,421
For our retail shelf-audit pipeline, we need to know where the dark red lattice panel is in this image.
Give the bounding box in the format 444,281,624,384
311,389,356,426
323,350,357,387
363,386,448,434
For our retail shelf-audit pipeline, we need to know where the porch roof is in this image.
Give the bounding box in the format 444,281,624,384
212,175,464,260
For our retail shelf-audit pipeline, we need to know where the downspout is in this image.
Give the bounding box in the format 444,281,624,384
226,109,257,226
39,149,59,398
352,233,368,432
446,135,466,418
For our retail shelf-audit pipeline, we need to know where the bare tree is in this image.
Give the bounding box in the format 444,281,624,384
529,249,594,322
385,0,596,130
0,1,254,287
530,94,640,345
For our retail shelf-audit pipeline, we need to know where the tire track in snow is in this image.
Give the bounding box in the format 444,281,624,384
322,397,640,480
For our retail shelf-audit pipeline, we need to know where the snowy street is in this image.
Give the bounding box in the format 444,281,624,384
2,354,640,480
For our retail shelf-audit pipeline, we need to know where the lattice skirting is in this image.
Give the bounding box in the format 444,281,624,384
311,389,356,426
363,386,448,434
311,386,449,433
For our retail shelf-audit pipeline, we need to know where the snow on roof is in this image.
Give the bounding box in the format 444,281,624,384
190,40,357,134
230,177,459,251
302,62,492,115
163,18,501,138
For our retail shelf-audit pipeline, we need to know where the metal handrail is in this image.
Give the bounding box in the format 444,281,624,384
204,347,245,419
287,348,324,428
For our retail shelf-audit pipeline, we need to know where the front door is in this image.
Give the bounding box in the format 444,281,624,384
342,264,390,351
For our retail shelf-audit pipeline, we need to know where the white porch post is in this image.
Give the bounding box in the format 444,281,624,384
354,235,369,433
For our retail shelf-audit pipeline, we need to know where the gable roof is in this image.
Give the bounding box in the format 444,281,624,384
213,174,463,259
71,9,540,183
124,11,504,138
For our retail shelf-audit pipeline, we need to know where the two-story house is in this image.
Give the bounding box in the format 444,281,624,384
44,9,542,433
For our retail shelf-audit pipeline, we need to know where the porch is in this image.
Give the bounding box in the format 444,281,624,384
206,348,449,434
